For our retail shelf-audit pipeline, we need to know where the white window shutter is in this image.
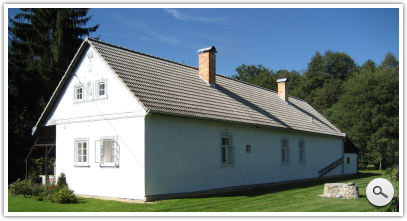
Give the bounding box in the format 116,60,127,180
95,140,103,163
73,84,79,101
112,140,120,166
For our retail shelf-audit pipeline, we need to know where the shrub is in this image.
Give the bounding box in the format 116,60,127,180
385,167,392,175
31,184,44,197
54,186,78,204
57,172,68,189
9,179,32,196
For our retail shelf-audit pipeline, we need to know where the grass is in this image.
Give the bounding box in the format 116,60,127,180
8,167,399,212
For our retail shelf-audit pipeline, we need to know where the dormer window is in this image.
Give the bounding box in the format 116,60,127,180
96,78,108,99
74,83,85,103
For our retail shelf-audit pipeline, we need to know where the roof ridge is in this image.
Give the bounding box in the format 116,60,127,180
86,37,198,71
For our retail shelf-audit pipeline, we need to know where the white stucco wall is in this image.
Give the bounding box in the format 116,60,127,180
344,153,358,175
47,46,147,200
144,114,344,197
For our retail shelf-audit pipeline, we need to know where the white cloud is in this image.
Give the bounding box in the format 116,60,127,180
164,9,230,22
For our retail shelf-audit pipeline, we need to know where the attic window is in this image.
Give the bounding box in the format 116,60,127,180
95,78,108,99
74,83,85,103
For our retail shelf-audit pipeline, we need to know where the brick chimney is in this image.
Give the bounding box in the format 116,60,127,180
197,46,217,85
277,78,289,101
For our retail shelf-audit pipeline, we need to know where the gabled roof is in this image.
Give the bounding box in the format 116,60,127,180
33,37,344,138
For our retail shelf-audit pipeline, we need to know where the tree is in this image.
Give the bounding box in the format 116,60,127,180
296,50,356,112
367,138,399,170
379,52,399,69
312,78,343,113
324,54,399,164
8,8,99,183
232,64,301,93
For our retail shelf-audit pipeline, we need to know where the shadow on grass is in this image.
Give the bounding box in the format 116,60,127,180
77,198,91,204
181,172,382,200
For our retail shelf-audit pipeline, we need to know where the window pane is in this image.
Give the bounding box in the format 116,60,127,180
77,87,83,100
222,137,229,146
83,156,87,162
282,148,286,161
222,147,226,162
77,143,82,155
299,149,303,162
282,140,286,147
99,83,105,96
78,156,82,162
287,148,290,161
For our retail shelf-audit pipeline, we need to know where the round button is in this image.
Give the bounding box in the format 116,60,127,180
366,178,394,206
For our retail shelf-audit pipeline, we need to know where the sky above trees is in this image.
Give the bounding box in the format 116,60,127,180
7,6,400,77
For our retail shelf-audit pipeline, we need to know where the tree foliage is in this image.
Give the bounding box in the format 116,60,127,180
8,8,99,183
232,64,301,95
325,53,399,166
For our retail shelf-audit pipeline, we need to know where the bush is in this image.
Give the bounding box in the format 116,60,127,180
9,179,32,196
54,186,78,204
385,167,392,175
31,184,44,197
57,172,68,189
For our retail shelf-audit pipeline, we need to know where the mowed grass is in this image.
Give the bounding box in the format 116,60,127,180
8,168,399,212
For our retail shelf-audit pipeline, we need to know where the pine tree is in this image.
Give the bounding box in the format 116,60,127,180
8,8,99,183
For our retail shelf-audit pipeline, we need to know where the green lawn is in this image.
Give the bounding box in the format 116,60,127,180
8,168,398,212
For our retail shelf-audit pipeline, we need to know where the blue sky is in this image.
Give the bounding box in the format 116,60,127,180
7,6,400,77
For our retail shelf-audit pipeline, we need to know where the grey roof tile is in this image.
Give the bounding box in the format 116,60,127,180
87,38,344,137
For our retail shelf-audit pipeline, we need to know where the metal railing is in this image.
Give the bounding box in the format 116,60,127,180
318,157,343,177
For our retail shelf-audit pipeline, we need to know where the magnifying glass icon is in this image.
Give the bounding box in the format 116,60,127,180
373,186,388,198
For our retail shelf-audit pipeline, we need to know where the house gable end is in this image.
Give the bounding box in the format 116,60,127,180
35,39,148,133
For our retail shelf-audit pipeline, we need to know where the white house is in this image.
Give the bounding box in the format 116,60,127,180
31,38,358,201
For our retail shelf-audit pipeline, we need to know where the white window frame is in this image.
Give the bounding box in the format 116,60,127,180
298,139,305,166
95,136,119,168
74,138,89,167
73,83,85,103
95,78,108,100
220,130,235,168
281,137,290,166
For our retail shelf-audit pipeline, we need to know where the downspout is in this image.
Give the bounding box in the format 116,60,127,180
342,133,346,175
